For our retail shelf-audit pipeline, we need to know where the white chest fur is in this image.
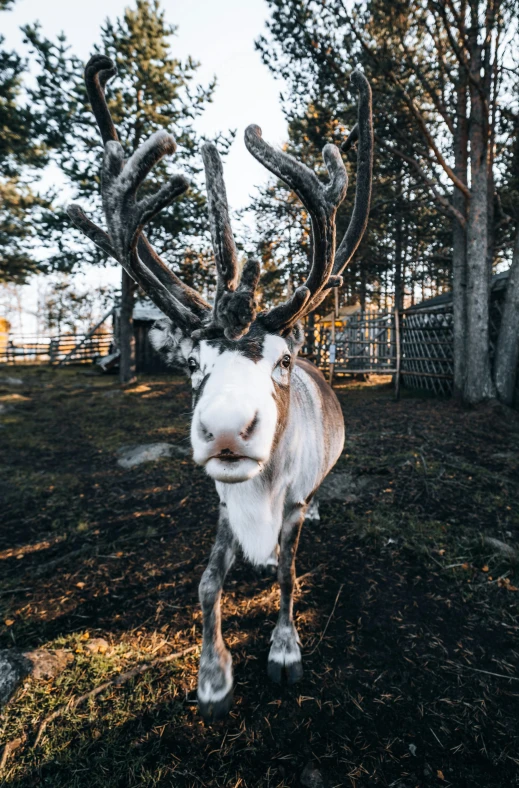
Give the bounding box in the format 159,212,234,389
215,476,284,565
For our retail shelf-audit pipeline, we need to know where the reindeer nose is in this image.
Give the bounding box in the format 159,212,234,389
198,420,214,443
240,412,259,441
197,409,259,446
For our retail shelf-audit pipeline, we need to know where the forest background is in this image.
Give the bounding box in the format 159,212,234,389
1,0,519,403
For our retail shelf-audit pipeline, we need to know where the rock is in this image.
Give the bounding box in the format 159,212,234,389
116,442,190,468
24,649,73,680
0,376,23,386
0,651,31,706
481,536,518,561
319,472,371,503
0,648,72,707
85,638,110,655
300,762,326,788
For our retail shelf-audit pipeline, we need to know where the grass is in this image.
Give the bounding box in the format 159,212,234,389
1,364,518,787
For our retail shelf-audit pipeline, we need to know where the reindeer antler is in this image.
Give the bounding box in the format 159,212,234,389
70,55,261,339
244,69,373,332
68,55,211,328
245,127,348,333
192,143,260,340
334,70,373,277
67,56,371,342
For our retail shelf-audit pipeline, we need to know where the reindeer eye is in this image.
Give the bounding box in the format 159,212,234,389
187,357,198,373
280,354,291,370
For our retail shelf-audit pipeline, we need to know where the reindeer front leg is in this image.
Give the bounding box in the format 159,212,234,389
197,507,236,721
267,504,305,684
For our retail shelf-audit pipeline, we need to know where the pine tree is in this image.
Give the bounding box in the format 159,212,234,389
0,2,50,284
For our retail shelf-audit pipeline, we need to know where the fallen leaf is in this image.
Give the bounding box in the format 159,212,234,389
437,770,445,780
482,565,489,572
4,618,14,626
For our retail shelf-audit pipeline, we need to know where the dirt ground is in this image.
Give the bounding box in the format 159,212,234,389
0,365,518,788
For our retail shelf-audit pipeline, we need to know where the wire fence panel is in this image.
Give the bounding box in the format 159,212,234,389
311,307,455,395
312,310,397,377
400,307,454,395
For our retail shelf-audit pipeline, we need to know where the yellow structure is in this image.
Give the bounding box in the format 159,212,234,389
0,318,10,357
315,303,361,326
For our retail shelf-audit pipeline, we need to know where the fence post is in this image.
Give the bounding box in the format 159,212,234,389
328,287,339,386
49,338,57,365
394,307,401,401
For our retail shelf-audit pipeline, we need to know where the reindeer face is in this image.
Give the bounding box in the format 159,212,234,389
150,320,302,483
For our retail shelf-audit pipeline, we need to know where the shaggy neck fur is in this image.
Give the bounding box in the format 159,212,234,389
215,360,344,564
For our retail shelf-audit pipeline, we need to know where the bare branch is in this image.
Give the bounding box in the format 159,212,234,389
376,135,466,227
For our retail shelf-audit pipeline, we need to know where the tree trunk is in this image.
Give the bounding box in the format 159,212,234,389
394,208,403,312
463,21,494,403
494,225,519,405
452,68,468,396
359,266,366,311
119,269,136,384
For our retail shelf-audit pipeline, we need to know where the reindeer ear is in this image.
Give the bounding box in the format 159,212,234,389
149,318,188,367
289,322,305,354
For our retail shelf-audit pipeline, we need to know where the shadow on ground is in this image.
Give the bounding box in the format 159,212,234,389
1,366,518,787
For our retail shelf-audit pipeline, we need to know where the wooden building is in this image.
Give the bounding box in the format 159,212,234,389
112,301,172,374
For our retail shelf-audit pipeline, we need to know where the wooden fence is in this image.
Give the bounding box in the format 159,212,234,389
0,331,113,366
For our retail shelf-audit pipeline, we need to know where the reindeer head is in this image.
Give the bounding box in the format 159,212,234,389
68,55,372,484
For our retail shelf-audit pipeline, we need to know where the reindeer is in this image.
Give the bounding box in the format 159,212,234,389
69,55,373,721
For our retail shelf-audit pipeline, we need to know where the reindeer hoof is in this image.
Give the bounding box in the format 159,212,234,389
286,660,304,684
255,562,278,579
267,659,283,683
267,658,303,684
198,688,233,722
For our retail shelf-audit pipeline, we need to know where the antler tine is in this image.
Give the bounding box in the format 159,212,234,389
195,142,259,340
334,70,373,276
71,55,211,326
244,126,347,332
84,54,119,144
67,201,197,326
67,204,116,260
100,131,204,329
201,143,240,293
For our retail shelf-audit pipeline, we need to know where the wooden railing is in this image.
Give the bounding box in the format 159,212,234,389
0,331,113,365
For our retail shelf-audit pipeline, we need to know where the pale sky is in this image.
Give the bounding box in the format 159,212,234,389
2,0,288,332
